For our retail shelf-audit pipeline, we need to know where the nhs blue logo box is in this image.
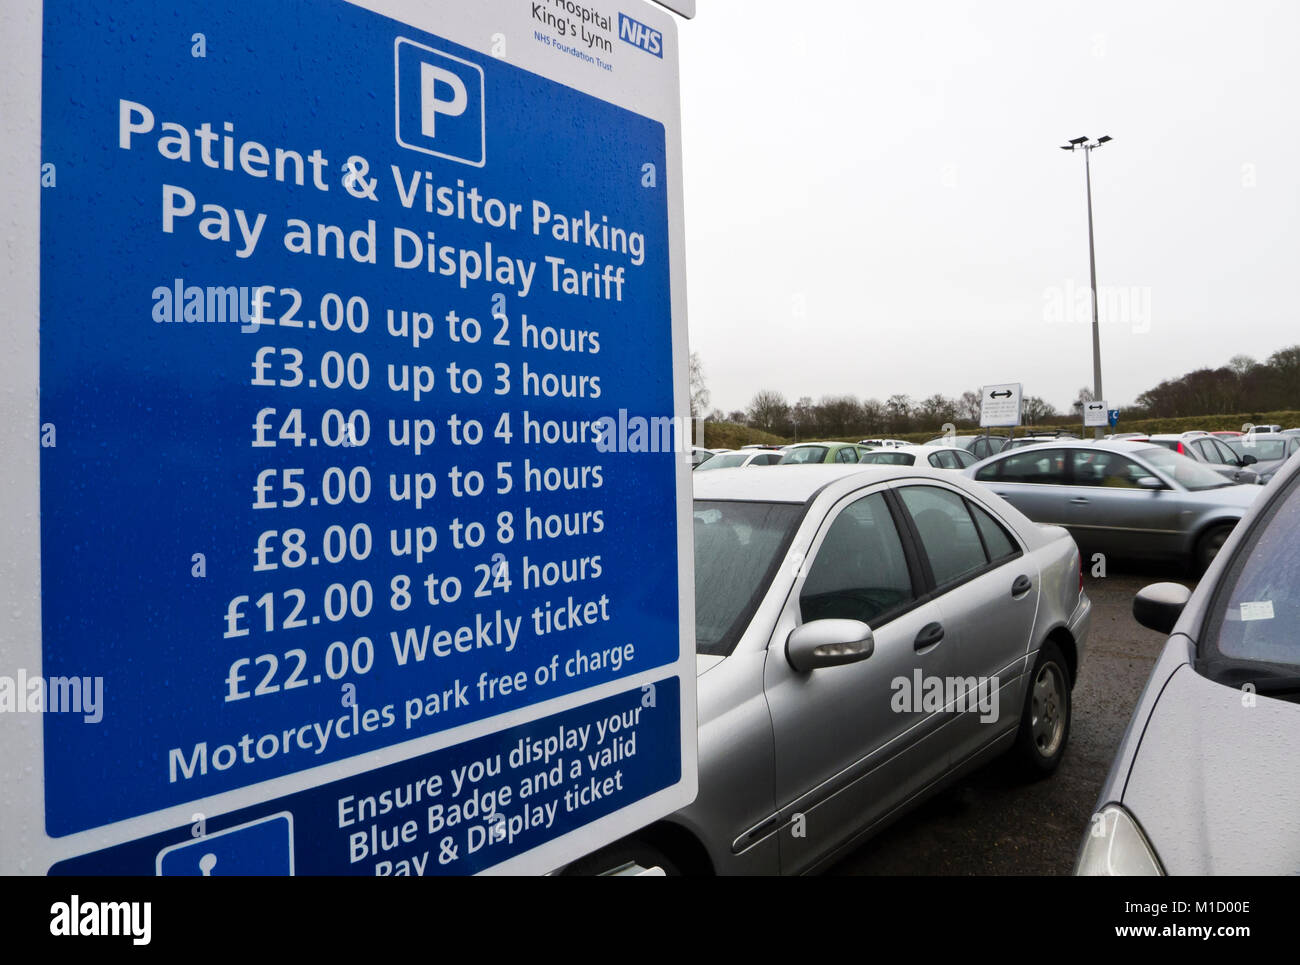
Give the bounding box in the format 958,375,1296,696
5,0,694,877
619,13,665,57
395,39,486,167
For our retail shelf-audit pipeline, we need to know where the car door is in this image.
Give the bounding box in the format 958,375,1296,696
973,447,1072,527
763,486,954,873
1063,448,1186,557
894,484,1038,765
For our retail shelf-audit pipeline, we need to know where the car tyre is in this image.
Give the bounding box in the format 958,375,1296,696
561,835,682,876
1194,523,1234,574
1012,640,1071,779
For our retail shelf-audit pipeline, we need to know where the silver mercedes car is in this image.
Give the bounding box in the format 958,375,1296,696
1076,445,1300,875
965,440,1263,572
569,464,1092,875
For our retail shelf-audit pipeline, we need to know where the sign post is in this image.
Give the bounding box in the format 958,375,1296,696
2,0,695,875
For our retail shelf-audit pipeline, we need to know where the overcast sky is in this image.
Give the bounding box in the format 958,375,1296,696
677,0,1300,417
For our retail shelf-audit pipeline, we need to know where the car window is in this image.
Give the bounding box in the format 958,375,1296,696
860,451,914,466
755,453,782,465
930,451,957,469
1194,439,1224,464
980,447,1068,484
800,492,914,627
1069,450,1148,488
781,446,827,464
696,452,747,471
953,449,977,468
969,502,1018,561
1211,439,1241,463
1203,473,1300,675
836,447,858,463
897,486,988,586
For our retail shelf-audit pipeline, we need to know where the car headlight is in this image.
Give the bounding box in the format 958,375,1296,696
1074,804,1164,875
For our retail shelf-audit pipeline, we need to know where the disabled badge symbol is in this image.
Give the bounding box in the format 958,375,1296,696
156,813,294,876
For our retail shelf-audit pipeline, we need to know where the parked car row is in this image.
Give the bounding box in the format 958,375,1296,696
572,423,1296,875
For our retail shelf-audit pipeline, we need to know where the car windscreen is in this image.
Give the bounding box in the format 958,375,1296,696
859,451,915,465
696,452,748,470
781,446,827,464
694,500,804,656
1230,440,1287,461
1133,447,1231,491
1201,471,1300,682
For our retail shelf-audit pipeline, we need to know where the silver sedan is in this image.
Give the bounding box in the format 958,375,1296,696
567,464,1092,875
965,440,1263,572
1077,446,1300,874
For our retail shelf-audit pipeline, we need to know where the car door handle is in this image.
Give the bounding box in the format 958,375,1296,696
913,622,945,651
1011,575,1033,597
1068,497,1089,504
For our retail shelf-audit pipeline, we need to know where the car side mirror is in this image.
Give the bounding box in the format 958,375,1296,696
1240,454,1257,466
1133,582,1192,634
1137,476,1163,490
786,619,875,673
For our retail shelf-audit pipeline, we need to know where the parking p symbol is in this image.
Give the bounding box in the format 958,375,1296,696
421,63,467,138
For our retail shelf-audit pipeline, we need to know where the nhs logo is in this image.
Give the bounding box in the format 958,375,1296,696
618,13,663,58
395,38,485,167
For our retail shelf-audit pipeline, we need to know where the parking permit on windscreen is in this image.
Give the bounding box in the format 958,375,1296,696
1239,601,1275,621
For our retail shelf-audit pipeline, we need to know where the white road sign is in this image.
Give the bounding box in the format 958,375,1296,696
980,383,1023,428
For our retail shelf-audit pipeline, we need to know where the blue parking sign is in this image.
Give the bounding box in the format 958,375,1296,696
9,0,696,876
395,39,486,167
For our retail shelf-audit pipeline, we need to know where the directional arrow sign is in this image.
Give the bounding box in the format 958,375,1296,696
980,383,1022,428
1084,400,1111,427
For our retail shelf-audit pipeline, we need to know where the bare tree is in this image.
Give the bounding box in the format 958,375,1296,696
689,352,710,419
747,390,790,433
1022,395,1058,425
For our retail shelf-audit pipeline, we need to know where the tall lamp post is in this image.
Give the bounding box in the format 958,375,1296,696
1060,134,1112,438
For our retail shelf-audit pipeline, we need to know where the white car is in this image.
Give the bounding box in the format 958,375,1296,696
859,438,911,449
860,444,979,471
695,449,784,470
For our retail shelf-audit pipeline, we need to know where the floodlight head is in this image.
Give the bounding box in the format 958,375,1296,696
1068,136,1089,145
1097,135,1113,144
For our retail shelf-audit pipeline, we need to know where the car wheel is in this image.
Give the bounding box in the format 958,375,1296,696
1012,640,1071,778
560,836,682,876
1194,523,1234,574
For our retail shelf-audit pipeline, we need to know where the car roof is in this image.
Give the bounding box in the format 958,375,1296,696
985,438,1158,454
693,463,958,503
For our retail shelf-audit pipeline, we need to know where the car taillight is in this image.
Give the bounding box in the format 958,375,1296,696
1176,442,1185,454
